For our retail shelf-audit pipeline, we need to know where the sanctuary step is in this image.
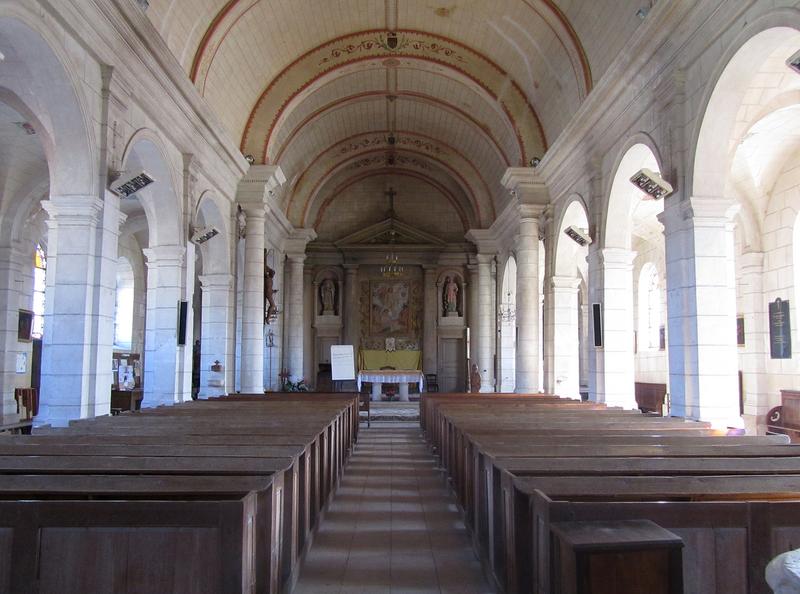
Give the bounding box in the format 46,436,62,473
291,426,495,594
366,401,420,422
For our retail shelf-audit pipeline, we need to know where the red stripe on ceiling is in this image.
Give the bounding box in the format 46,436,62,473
287,129,495,223
240,30,550,161
298,146,483,227
272,90,514,168
313,168,470,232
190,1,592,102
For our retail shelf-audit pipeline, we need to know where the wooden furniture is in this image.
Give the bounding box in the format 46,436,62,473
110,388,143,413
0,393,359,594
634,382,666,414
425,373,439,392
420,392,800,594
359,392,371,427
765,389,800,442
13,387,38,420
550,520,684,594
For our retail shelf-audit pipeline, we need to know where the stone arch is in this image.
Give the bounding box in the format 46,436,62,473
0,8,96,197
120,129,184,248
691,11,800,198
553,196,590,277
194,191,231,275
603,139,664,250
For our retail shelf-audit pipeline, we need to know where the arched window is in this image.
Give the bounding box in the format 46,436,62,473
638,263,661,350
114,257,134,350
32,244,46,340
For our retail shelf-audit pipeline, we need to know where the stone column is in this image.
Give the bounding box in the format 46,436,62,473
738,252,768,433
38,196,117,426
515,215,542,393
285,254,306,381
547,276,581,398
467,264,479,381
597,247,637,409
239,206,265,393
344,264,360,347
423,265,438,375
142,245,187,408
476,254,495,392
0,244,26,424
303,267,314,385
198,273,234,398
662,197,741,424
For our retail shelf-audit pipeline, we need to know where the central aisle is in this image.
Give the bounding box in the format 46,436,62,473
292,425,496,594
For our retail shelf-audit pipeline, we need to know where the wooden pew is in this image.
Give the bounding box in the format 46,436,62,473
0,475,283,594
2,394,359,593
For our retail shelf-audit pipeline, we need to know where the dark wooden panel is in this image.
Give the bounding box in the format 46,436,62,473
0,528,10,594
38,527,221,594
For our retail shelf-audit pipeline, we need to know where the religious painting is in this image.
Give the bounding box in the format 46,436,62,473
370,281,411,335
17,309,33,342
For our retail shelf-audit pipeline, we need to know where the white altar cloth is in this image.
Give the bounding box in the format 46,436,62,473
357,370,424,401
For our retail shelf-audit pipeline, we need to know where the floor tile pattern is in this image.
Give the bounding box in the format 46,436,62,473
292,425,496,594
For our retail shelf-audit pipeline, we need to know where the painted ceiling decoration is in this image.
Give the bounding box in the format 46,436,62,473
239,30,547,165
146,0,644,234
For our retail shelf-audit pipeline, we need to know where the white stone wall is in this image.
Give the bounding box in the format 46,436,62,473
632,237,668,385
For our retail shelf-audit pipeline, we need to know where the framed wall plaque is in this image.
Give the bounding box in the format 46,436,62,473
769,298,791,359
736,315,745,347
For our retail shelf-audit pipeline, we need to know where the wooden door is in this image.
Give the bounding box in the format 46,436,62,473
439,338,465,392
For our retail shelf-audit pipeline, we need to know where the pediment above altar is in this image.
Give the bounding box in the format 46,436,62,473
334,218,446,248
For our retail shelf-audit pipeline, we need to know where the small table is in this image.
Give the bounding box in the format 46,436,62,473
357,370,424,402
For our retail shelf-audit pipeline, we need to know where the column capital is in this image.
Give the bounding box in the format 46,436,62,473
143,245,186,267
739,251,764,269
476,253,494,266
600,247,636,268
285,228,317,256
42,196,104,227
344,263,359,273
501,168,549,205
681,196,740,223
199,273,234,289
550,275,581,290
423,264,438,275
465,229,499,254
237,165,286,208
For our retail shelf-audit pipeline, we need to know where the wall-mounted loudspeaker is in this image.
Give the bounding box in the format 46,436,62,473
592,303,603,347
177,301,188,346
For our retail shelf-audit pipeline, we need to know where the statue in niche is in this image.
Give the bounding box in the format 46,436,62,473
443,276,459,316
320,278,337,315
264,264,278,323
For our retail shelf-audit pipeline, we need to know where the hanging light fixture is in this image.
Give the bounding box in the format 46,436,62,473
381,230,404,278
498,290,516,322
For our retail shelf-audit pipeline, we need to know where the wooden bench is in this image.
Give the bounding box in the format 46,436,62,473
420,392,800,594
1,393,359,593
0,474,284,594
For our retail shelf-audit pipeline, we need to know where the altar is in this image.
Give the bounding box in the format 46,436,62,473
357,349,423,402
357,369,424,402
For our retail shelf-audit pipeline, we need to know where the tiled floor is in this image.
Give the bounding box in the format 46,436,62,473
292,424,496,594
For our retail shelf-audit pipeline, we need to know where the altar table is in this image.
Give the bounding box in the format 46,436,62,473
357,370,424,402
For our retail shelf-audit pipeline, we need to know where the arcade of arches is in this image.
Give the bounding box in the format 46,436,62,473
1,0,800,435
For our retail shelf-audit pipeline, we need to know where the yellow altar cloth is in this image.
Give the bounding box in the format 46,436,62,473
359,349,421,371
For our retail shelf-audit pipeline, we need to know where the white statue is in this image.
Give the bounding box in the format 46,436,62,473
767,550,800,594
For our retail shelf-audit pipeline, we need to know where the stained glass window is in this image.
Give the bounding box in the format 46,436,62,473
32,244,46,339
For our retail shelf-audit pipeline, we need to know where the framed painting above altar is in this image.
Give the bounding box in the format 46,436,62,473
370,280,411,335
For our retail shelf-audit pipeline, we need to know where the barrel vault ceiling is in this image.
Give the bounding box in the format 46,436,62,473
146,0,645,235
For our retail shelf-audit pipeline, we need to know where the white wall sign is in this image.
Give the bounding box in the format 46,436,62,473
15,352,27,374
330,345,356,381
